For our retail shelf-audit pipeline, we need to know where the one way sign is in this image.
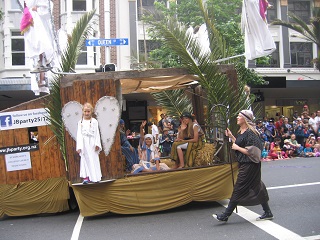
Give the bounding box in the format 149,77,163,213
86,38,129,47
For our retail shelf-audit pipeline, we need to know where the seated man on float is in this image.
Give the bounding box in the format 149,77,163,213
131,121,170,174
119,119,139,172
170,112,205,168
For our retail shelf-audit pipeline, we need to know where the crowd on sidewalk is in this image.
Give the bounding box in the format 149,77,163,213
256,107,320,161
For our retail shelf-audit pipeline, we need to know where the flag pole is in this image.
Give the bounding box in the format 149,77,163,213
213,54,245,63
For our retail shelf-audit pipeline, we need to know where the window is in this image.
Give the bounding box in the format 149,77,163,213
256,42,280,68
138,40,161,55
11,31,25,66
77,44,87,65
73,0,86,11
266,0,277,22
290,42,313,67
11,0,21,9
137,0,156,20
288,1,310,23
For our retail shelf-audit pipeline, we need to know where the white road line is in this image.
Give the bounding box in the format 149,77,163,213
218,200,305,240
267,182,320,190
304,235,320,240
71,214,84,240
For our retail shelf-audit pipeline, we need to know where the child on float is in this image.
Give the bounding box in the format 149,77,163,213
159,127,174,157
131,120,170,174
76,103,102,184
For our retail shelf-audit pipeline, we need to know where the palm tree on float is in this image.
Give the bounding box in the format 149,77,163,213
45,10,96,170
271,7,320,70
144,0,256,161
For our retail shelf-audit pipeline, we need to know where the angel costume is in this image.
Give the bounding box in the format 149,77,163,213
241,0,276,60
22,0,56,95
76,118,102,182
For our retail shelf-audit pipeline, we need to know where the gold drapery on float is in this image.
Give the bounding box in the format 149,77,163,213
0,177,69,218
72,164,238,217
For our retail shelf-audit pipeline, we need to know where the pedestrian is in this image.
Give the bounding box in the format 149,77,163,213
213,110,273,222
76,103,102,184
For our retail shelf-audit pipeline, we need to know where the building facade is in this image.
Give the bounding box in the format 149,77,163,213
0,0,319,119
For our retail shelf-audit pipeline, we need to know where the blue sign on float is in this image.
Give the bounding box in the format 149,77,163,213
85,38,129,47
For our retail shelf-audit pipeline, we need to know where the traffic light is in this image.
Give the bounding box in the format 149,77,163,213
95,64,116,72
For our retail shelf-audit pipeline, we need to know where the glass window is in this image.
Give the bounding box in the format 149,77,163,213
266,0,277,22
138,40,161,55
73,0,86,11
256,42,280,68
137,0,156,20
11,31,25,66
288,1,310,23
77,44,87,65
11,0,21,9
290,42,313,68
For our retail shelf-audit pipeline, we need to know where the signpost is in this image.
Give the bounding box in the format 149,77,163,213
86,38,129,47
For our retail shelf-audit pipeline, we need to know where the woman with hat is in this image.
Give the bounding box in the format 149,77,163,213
213,110,273,222
170,112,204,168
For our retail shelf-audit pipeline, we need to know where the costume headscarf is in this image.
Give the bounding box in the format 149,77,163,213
239,110,255,127
20,2,34,34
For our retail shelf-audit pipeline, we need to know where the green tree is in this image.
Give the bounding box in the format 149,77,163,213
146,0,265,86
271,7,320,70
146,0,254,161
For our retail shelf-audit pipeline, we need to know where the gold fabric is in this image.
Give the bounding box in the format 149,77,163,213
170,135,205,167
72,164,238,217
0,177,69,218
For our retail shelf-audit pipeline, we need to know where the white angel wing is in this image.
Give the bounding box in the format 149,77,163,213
95,96,120,156
61,101,83,141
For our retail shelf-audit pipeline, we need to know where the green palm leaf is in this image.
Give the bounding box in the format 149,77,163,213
45,10,96,171
145,0,255,162
151,89,193,119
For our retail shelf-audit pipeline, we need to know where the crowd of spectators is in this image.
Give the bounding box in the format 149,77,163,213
256,107,320,161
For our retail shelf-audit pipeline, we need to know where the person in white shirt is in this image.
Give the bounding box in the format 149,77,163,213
148,122,159,147
314,110,320,137
309,112,318,137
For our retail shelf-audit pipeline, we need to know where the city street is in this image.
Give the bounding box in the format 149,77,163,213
1,157,320,240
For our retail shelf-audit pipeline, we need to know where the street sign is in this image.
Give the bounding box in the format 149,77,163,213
85,38,129,47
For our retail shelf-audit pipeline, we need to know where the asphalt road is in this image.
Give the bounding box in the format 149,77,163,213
1,157,320,240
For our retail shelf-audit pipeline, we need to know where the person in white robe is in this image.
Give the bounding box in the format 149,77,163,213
76,103,102,183
22,0,56,94
241,0,276,60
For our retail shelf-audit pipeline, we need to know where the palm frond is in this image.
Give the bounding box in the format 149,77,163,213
151,89,193,118
147,1,252,129
45,10,96,171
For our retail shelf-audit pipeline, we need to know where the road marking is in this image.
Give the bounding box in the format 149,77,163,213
218,200,304,240
267,182,320,190
304,235,320,240
71,214,84,240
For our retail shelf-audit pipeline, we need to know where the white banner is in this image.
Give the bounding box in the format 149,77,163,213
5,152,32,172
0,108,49,130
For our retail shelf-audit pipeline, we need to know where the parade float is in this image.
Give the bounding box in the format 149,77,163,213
0,67,238,218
